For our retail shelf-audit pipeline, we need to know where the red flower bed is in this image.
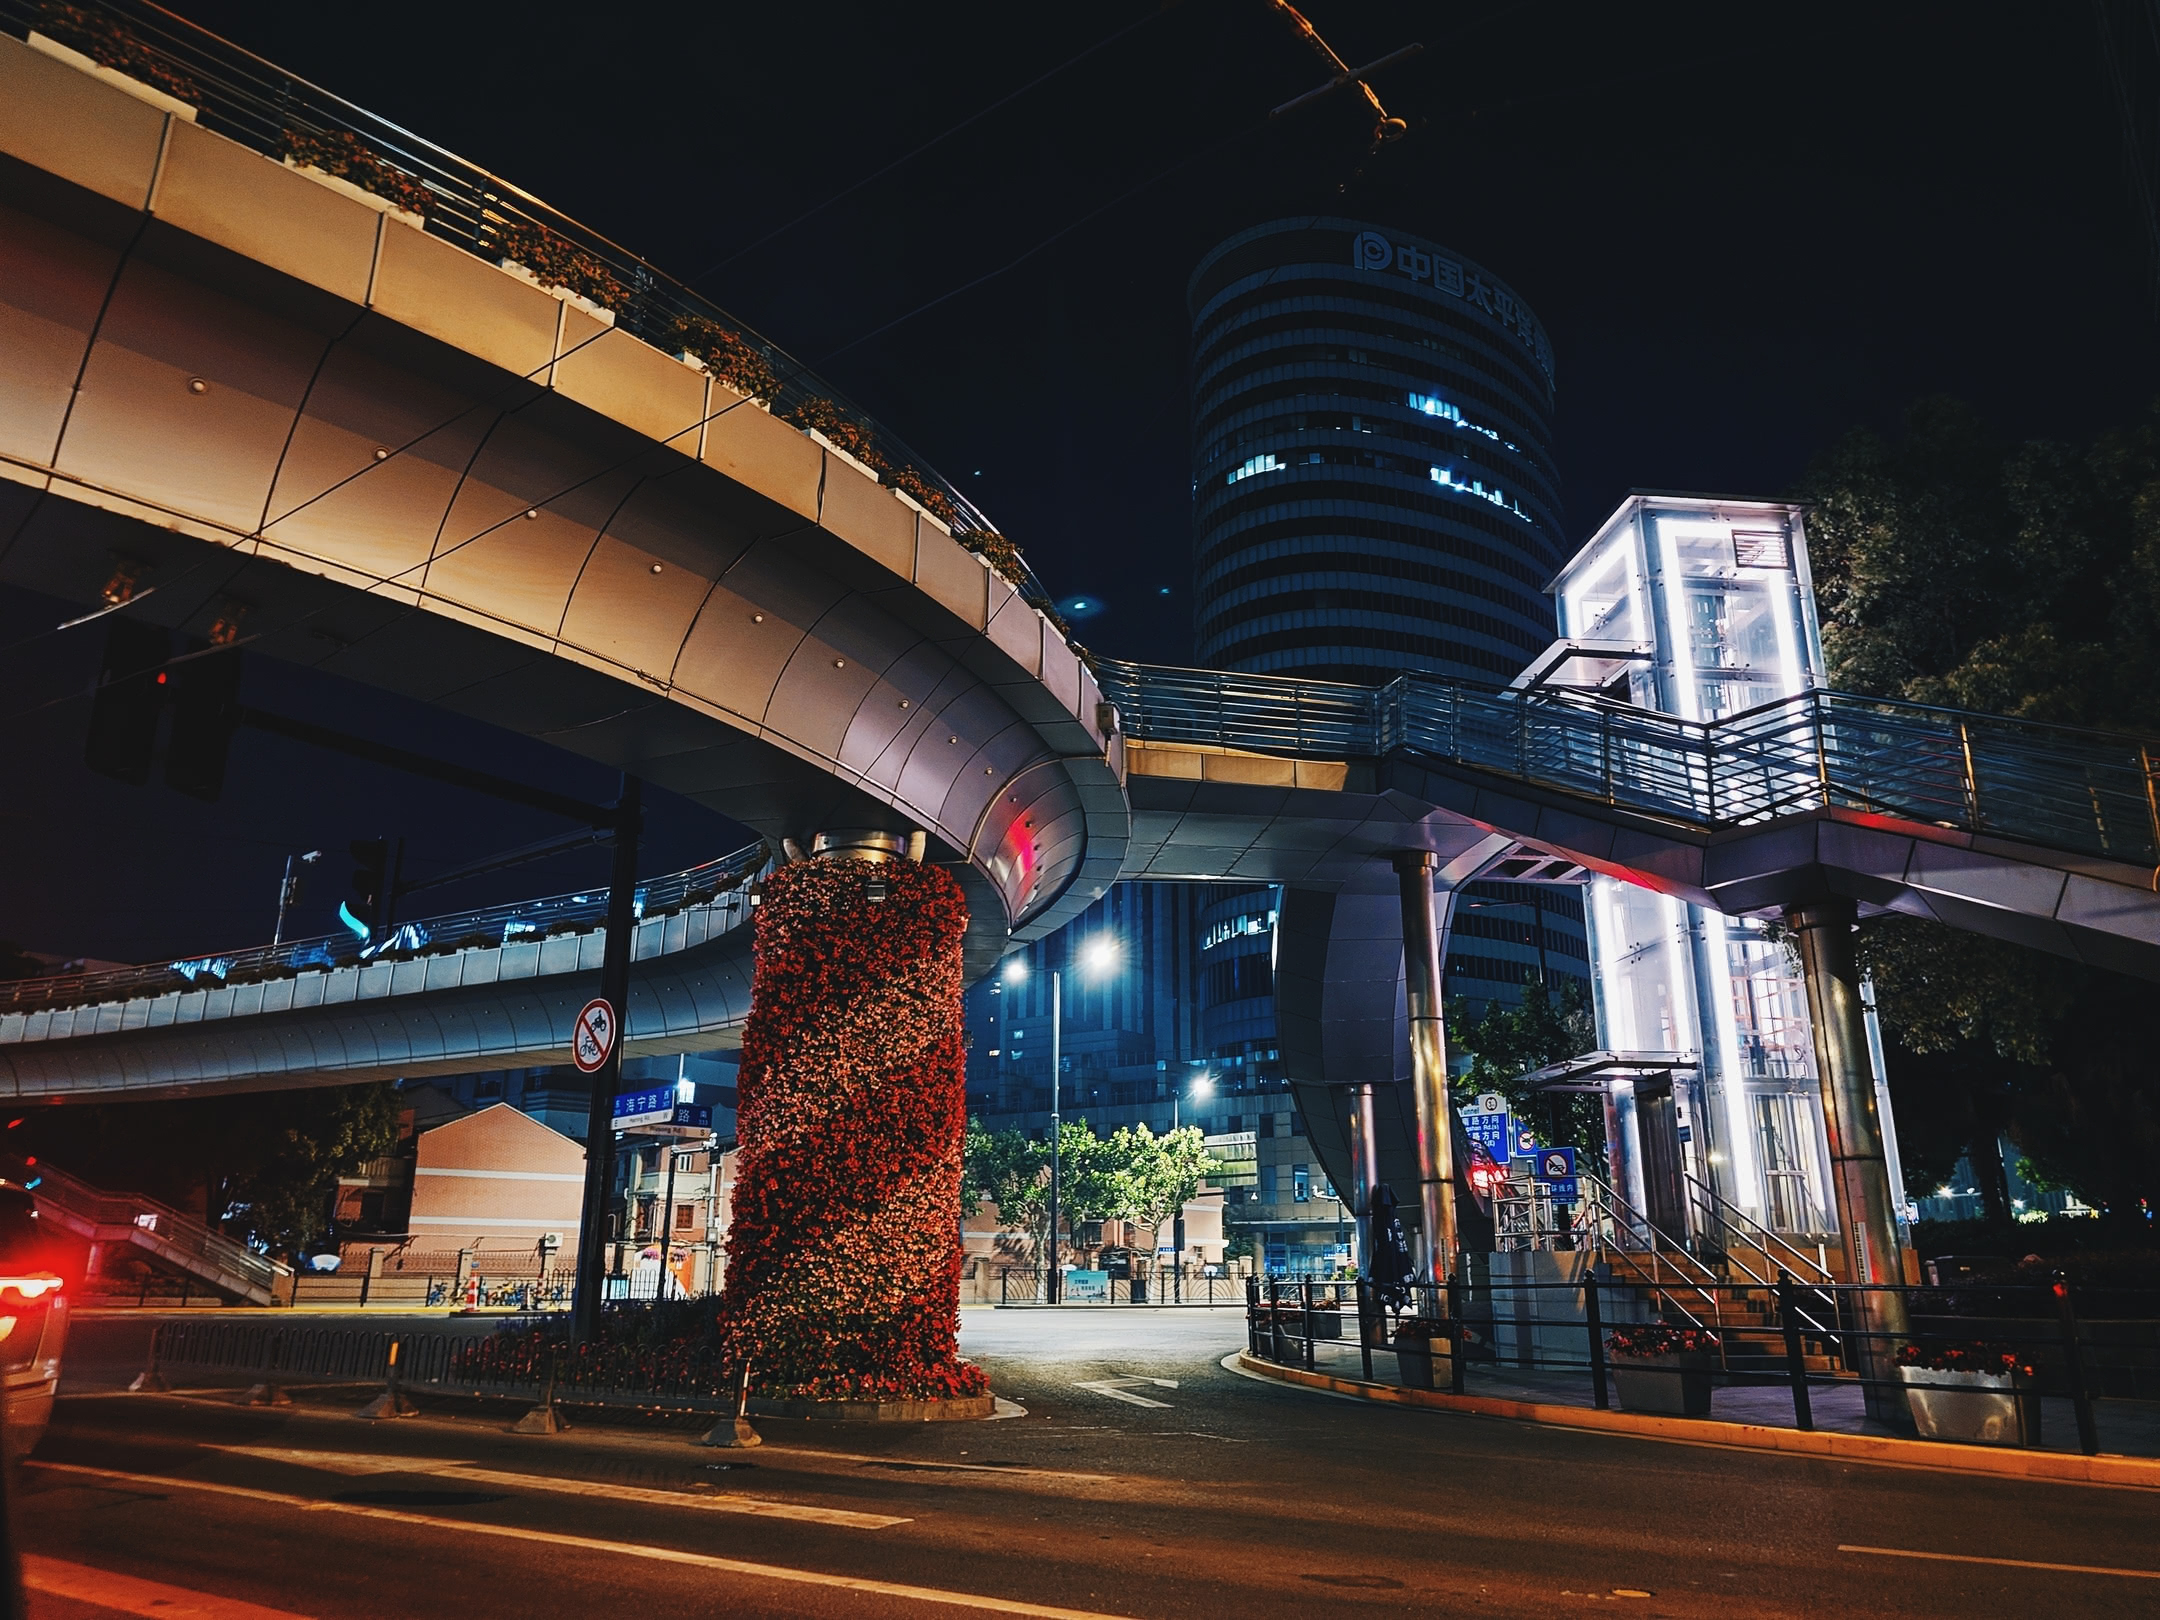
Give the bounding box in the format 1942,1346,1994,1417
714,856,987,1402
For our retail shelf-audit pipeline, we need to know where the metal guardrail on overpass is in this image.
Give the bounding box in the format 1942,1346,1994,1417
0,842,765,1020
0,0,1067,619
1097,661,2160,867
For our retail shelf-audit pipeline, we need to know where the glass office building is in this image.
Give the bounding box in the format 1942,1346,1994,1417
1189,217,1563,685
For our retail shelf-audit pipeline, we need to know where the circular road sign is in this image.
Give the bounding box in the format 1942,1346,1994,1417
571,996,617,1073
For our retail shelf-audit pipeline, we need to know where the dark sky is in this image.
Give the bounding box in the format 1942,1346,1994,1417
6,0,2154,965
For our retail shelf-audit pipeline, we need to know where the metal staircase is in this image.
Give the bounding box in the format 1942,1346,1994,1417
6,1155,289,1305
1573,1170,1847,1377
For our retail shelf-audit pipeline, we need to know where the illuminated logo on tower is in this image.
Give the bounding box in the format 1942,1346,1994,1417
1350,229,1554,387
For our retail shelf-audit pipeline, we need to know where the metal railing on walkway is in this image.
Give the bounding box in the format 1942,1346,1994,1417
5,1153,287,1300
1245,1273,2160,1458
1098,660,2160,866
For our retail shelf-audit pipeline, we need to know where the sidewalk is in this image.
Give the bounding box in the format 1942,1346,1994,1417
1238,1339,2160,1488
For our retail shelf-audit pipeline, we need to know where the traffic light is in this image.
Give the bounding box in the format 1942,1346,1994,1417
83,619,170,784
342,838,391,941
164,641,243,801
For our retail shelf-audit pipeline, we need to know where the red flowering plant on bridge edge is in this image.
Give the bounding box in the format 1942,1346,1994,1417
711,855,987,1403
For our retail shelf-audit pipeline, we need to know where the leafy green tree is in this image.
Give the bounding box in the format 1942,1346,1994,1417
962,1117,1226,1264
1798,397,2160,1230
1446,976,1600,1156
1104,1123,1217,1242
24,1081,398,1260
962,1118,1050,1264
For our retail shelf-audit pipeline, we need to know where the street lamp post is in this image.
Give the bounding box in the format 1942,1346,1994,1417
1007,936,1119,1307
1171,1071,1212,1303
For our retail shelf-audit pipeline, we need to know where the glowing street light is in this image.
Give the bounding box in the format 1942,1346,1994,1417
1170,1068,1214,1304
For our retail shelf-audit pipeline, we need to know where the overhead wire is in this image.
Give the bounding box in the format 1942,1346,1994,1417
687,5,1175,283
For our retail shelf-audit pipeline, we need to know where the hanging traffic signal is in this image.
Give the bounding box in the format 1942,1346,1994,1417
343,838,390,941
83,619,170,784
164,641,243,801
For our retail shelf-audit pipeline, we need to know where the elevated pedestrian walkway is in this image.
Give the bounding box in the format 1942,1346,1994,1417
5,1154,288,1305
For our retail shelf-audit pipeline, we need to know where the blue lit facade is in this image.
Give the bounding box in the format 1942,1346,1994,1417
1189,218,1563,685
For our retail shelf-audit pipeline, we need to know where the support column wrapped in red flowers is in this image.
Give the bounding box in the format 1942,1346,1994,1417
715,851,988,1404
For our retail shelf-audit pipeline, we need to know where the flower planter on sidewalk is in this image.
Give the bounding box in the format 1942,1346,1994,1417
1611,1351,1715,1416
1896,1364,2040,1446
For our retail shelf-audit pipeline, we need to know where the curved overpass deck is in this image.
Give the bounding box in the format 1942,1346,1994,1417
0,27,1125,984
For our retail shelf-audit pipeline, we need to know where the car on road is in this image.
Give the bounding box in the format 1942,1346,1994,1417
1,1178,70,1458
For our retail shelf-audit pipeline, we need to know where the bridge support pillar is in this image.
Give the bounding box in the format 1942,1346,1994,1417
1393,852,1457,1287
1347,1082,1380,1219
1786,897,1912,1424
714,833,986,1402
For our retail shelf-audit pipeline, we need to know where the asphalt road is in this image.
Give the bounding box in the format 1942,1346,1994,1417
11,1306,2159,1619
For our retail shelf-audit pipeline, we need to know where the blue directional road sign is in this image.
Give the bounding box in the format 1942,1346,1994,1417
1461,1104,1511,1162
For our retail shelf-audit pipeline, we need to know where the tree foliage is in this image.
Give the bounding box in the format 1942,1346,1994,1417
1798,398,2160,1229
962,1116,1219,1263
1445,976,1601,1155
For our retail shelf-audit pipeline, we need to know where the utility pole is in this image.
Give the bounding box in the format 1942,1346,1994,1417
571,776,642,1343
1048,968,1062,1305
272,850,321,946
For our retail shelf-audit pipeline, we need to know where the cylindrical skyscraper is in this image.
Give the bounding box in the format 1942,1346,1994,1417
1189,218,1562,683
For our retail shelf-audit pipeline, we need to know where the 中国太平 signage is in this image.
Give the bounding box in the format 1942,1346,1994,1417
1351,229,1554,388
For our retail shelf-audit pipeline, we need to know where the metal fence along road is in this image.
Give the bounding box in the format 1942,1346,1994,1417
1246,1274,2160,1457
995,1269,1249,1306
1098,661,2160,865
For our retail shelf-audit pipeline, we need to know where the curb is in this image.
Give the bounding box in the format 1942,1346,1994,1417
1229,1351,2160,1491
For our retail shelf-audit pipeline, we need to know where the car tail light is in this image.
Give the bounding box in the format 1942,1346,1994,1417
0,1272,61,1373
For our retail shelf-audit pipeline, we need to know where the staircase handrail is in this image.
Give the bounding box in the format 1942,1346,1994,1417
1682,1172,1835,1287
8,1154,288,1292
1575,1171,1722,1334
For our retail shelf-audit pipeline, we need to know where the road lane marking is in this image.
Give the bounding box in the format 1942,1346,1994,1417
758,1445,1118,1482
1073,1379,1172,1408
1839,1545,2160,1581
208,1445,469,1476
22,1553,317,1619
441,1464,910,1528
28,1462,1135,1619
206,1444,907,1528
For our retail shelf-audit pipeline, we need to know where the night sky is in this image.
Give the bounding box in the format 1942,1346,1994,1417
6,0,2153,967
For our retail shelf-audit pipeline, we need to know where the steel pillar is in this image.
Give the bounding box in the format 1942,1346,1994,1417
571,776,642,1343
1393,852,1457,1285
1347,1082,1380,1218
1787,897,1912,1422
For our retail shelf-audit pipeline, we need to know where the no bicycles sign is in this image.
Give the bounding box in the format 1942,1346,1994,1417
571,996,617,1073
